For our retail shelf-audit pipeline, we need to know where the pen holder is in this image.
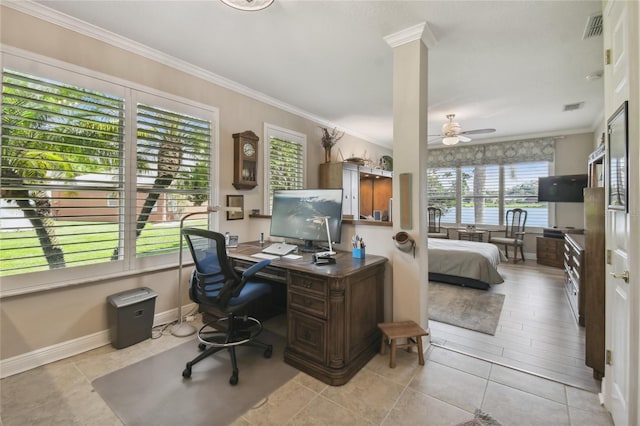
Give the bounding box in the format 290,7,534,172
352,247,365,259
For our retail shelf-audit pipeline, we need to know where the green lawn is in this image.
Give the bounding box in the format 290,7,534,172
0,219,206,276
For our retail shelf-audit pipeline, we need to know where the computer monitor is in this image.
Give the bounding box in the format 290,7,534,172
270,188,343,252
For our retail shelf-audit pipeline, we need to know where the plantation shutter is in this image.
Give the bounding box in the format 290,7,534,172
135,104,211,257
504,161,548,227
1,69,125,276
267,137,304,212
461,164,501,225
427,167,457,224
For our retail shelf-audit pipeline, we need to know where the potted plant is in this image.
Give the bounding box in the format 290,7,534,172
320,127,344,163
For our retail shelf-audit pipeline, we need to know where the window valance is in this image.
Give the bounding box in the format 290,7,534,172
427,137,556,168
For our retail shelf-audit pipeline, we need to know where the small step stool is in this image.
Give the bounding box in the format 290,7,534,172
378,320,429,368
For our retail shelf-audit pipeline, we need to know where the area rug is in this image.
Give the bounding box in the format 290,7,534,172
428,282,505,335
93,329,298,426
456,409,503,426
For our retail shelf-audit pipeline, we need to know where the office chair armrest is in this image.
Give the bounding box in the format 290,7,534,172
242,259,271,280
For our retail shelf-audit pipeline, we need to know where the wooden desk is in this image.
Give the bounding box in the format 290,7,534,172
227,242,387,386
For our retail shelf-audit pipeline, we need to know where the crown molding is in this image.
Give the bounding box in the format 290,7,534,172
4,1,380,146
384,21,437,49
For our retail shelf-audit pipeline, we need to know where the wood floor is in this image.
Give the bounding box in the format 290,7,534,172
429,261,602,393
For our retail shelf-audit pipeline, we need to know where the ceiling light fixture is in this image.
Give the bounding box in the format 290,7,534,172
220,0,274,11
442,136,459,145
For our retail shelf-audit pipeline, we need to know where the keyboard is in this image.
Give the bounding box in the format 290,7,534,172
251,252,279,260
261,243,298,256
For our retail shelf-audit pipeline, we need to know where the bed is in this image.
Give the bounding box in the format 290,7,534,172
428,238,504,290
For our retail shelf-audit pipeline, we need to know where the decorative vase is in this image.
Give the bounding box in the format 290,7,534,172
324,146,332,163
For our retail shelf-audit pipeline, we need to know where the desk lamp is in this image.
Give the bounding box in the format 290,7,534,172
171,205,242,337
312,216,335,257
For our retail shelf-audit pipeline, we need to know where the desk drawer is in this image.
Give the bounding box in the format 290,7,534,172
289,292,327,318
288,310,327,364
232,259,287,283
289,272,327,297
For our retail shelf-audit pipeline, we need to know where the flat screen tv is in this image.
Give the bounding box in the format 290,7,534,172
270,188,343,251
537,174,588,203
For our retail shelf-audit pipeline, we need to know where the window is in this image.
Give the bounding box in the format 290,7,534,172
263,124,306,214
428,161,549,227
1,56,217,292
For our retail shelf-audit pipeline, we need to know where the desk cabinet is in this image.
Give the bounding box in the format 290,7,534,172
230,247,386,385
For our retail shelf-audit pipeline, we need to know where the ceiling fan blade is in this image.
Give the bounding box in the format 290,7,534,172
458,135,472,142
459,128,496,135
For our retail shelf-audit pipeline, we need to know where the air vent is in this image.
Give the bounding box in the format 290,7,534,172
583,13,603,39
563,102,584,112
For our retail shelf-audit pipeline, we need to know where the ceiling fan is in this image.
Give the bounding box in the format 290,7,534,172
428,114,496,145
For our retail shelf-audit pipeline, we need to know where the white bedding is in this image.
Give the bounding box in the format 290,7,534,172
428,238,504,286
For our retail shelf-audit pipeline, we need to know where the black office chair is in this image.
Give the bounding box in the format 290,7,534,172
181,227,273,385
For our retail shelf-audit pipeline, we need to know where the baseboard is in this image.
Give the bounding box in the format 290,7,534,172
0,303,196,379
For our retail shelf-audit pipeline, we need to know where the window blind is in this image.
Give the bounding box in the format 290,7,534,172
1,69,125,276
135,104,211,257
267,136,304,212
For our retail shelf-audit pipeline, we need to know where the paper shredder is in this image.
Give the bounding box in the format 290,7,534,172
107,287,158,349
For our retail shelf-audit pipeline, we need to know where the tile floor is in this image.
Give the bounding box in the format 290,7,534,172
0,314,614,426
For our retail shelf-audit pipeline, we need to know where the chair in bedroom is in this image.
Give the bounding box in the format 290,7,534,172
427,207,450,239
181,227,273,385
488,208,527,263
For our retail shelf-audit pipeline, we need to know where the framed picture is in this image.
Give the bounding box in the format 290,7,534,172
228,235,239,248
607,101,628,211
226,195,244,220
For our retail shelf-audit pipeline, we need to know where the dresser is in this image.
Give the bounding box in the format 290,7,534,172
228,244,387,386
564,234,585,326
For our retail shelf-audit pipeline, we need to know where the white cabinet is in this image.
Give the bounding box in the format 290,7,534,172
318,162,359,218
319,163,393,220
342,164,359,217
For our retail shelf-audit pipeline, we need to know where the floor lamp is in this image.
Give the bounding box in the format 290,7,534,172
171,205,242,337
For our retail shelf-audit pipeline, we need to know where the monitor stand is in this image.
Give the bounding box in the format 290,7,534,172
300,239,317,253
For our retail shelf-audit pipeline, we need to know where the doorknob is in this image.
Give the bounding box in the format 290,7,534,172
610,270,630,283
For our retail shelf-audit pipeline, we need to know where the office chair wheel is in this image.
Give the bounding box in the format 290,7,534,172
264,345,273,358
182,364,192,378
229,371,239,385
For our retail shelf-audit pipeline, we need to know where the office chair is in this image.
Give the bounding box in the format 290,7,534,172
181,227,273,385
488,208,527,263
427,207,450,239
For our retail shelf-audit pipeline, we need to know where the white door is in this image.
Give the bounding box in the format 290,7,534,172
602,1,633,425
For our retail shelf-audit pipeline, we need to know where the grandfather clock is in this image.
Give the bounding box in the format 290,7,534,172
232,130,259,190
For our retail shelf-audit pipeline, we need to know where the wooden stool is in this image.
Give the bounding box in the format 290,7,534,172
378,321,429,368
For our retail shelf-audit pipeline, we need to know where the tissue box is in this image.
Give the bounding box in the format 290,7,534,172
352,248,365,259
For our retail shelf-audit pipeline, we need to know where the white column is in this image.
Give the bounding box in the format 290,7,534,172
385,23,435,329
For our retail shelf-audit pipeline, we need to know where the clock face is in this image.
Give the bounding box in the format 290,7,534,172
243,142,256,158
